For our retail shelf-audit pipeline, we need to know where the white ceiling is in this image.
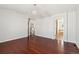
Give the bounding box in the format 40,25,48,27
0,4,78,19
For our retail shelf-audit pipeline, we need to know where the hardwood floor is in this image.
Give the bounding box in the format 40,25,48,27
0,35,79,54
0,37,28,54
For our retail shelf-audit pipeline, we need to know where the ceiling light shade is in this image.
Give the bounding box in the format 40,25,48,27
32,10,37,15
31,4,37,15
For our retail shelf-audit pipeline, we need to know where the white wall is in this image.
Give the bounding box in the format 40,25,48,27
0,9,28,42
35,17,56,39
76,9,79,48
67,11,76,43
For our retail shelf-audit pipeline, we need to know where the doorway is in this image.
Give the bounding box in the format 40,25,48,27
56,16,64,40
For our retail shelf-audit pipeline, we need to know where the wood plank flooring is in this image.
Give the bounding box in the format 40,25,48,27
0,35,79,54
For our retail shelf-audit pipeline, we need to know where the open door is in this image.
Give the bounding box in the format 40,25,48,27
56,16,64,40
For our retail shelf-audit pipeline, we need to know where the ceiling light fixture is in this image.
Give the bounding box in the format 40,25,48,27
32,4,37,15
